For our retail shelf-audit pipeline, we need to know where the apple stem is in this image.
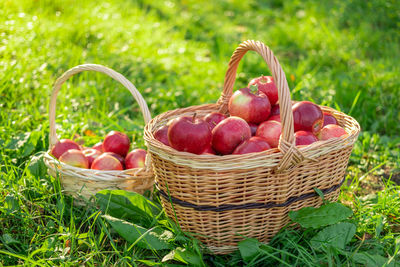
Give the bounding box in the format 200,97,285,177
192,112,197,122
249,84,258,94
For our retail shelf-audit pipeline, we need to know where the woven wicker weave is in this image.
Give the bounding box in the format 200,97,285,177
144,40,360,254
44,64,154,200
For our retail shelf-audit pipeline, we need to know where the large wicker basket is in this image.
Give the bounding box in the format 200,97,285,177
44,64,154,201
144,40,360,254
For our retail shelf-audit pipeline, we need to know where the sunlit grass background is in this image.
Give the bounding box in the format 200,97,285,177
1,0,399,265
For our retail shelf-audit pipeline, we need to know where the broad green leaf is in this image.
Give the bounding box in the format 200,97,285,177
238,238,261,262
162,247,205,267
310,222,356,250
28,155,47,178
289,202,353,228
353,252,397,267
103,215,172,250
2,234,21,245
96,190,161,226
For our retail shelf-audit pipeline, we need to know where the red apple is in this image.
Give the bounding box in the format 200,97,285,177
202,145,216,155
82,148,102,167
232,136,271,154
168,115,212,154
228,87,271,124
125,149,147,169
248,123,258,136
292,101,323,134
91,154,123,170
323,112,338,126
256,120,282,148
92,142,103,152
294,131,318,146
103,152,125,167
248,75,279,105
204,112,227,130
318,124,348,141
268,114,281,122
212,116,251,155
103,131,130,157
271,104,280,116
154,125,170,146
50,139,81,159
59,149,89,168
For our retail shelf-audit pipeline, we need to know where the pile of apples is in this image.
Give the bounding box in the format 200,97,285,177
154,75,348,155
51,131,147,170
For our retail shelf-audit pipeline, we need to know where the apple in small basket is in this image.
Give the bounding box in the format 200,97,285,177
103,152,125,168
323,112,338,126
82,148,102,167
318,124,348,141
92,142,104,152
248,75,279,105
103,131,131,157
168,115,212,155
292,101,324,134
91,153,123,170
212,116,251,155
125,149,147,169
59,149,89,168
51,139,81,159
228,87,271,124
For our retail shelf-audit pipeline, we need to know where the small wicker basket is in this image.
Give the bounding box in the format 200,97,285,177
144,40,360,254
44,64,154,201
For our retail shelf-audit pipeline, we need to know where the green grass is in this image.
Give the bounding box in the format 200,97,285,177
1,0,399,265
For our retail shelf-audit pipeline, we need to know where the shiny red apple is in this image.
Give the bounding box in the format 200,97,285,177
292,101,323,134
103,152,125,167
103,131,131,157
204,112,227,130
168,115,212,154
268,114,281,122
248,75,279,105
323,112,338,126
50,139,81,159
232,136,271,154
294,131,318,146
59,149,89,168
92,142,103,152
318,124,348,141
212,116,251,155
91,154,123,170
125,149,147,169
201,145,216,155
82,148,102,167
256,120,282,148
228,87,271,124
154,125,170,146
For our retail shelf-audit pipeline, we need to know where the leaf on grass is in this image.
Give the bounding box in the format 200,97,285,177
28,155,47,178
353,252,397,267
162,247,204,267
2,234,21,245
103,215,172,250
310,222,356,250
96,190,161,226
238,238,261,262
289,202,353,228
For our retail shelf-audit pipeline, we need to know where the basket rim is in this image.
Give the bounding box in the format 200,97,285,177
144,103,360,171
43,151,153,182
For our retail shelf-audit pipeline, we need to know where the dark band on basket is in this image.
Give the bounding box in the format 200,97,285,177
156,178,345,212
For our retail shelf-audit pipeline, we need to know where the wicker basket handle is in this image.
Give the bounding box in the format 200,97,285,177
49,64,152,148
217,40,301,172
